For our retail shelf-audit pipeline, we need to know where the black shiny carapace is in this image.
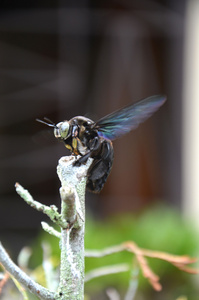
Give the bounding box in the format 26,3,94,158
37,95,166,193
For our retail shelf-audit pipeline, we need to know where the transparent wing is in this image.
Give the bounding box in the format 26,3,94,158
94,95,166,141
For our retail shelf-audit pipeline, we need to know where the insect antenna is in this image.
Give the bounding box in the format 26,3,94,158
36,118,56,128
43,117,56,126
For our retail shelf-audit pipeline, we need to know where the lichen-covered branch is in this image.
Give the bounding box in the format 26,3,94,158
59,186,77,226
0,155,92,300
1,153,198,299
0,242,54,300
41,222,61,239
15,183,68,229
56,156,93,300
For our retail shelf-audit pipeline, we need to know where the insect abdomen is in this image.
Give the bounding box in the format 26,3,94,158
87,140,114,192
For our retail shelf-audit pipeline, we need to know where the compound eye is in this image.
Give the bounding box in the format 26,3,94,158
60,122,70,138
54,121,70,139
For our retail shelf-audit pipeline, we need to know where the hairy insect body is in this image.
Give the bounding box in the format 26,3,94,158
61,117,114,192
37,95,166,193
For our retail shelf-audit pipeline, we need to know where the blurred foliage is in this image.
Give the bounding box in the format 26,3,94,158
84,205,199,299
8,204,198,300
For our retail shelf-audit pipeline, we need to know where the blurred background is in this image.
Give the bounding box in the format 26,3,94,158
0,1,199,299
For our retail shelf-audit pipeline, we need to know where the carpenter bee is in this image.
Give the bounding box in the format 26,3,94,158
37,95,166,192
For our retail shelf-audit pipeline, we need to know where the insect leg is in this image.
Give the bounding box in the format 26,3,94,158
73,152,91,166
73,136,100,166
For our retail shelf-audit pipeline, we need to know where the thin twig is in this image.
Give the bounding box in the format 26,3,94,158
84,263,129,282
124,259,139,300
41,222,61,239
15,183,68,229
42,242,58,292
0,242,55,300
85,241,198,292
106,287,121,300
17,247,32,270
85,244,126,257
11,275,29,300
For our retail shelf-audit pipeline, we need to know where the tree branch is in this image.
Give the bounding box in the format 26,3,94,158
0,242,54,300
41,222,61,239
1,155,93,300
15,183,68,229
85,241,198,291
56,156,93,300
1,153,198,299
85,244,126,258
85,263,129,282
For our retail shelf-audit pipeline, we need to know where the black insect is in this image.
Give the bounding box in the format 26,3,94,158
37,95,166,193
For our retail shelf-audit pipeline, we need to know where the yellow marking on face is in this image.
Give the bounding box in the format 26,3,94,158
65,144,72,152
72,138,77,150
